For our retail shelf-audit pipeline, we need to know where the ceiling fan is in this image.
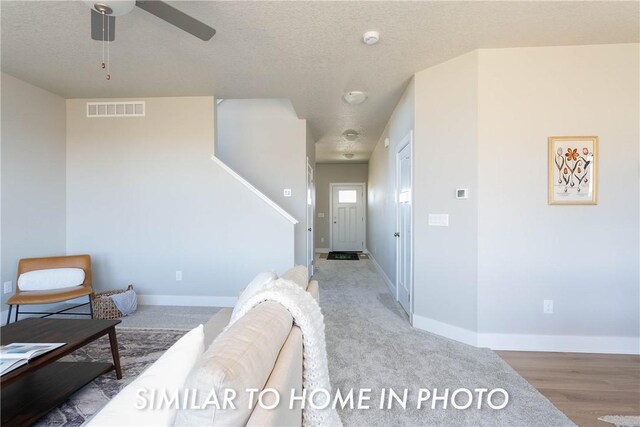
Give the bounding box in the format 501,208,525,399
84,0,216,41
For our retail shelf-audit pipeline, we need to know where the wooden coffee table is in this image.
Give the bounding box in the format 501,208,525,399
1,318,122,426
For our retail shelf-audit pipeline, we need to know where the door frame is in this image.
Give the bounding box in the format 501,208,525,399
395,130,414,320
306,158,315,277
329,182,367,252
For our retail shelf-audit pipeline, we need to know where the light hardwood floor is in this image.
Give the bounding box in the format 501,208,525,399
498,351,640,427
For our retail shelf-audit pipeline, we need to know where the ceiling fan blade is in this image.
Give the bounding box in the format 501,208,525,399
91,9,116,41
135,1,216,41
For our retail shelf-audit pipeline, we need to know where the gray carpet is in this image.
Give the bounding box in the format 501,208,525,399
117,304,220,329
30,259,573,426
315,257,575,426
35,328,186,426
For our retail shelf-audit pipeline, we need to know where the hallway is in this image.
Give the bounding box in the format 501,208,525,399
314,255,572,426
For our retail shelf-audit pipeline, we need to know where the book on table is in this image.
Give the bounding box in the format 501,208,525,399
0,342,65,375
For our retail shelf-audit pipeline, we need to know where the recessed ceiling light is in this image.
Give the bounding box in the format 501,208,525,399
343,153,355,159
363,31,380,45
343,91,368,105
342,129,359,141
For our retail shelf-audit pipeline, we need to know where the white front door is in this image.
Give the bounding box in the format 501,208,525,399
396,133,413,316
306,161,315,277
331,184,365,252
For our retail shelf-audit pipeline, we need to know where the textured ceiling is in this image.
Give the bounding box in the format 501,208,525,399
1,1,638,163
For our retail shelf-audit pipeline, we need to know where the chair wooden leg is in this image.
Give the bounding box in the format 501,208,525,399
14,305,19,322
6,305,12,325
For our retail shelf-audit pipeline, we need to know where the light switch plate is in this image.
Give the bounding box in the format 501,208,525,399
318,212,325,218
3,281,12,295
283,189,292,197
428,214,449,226
175,271,182,281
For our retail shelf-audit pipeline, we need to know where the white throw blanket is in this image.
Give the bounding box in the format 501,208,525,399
228,278,343,427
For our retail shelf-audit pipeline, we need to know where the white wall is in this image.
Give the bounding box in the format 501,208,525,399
367,78,415,285
371,44,639,353
216,99,309,266
315,163,369,249
1,73,67,310
412,51,479,338
477,44,639,348
306,124,316,168
66,96,294,303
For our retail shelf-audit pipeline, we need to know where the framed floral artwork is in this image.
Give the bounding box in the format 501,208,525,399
548,136,598,205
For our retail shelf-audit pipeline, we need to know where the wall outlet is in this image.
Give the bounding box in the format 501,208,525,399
318,212,325,218
176,271,183,281
283,189,292,197
320,237,324,243
543,299,554,314
3,281,12,295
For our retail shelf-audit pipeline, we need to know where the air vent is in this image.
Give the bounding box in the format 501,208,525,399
86,101,145,117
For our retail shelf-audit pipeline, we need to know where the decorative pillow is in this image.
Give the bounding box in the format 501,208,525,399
231,271,277,318
18,268,85,291
174,302,293,426
281,266,309,291
87,325,205,427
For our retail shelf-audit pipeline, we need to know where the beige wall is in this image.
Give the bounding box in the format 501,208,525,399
66,96,295,302
413,51,479,335
371,43,639,352
216,99,309,266
315,163,369,249
1,73,67,311
367,78,415,285
477,44,639,341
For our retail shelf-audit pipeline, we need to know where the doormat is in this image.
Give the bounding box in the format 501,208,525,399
327,251,359,260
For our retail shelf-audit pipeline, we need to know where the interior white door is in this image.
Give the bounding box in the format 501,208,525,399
306,161,315,277
331,184,364,252
396,138,413,316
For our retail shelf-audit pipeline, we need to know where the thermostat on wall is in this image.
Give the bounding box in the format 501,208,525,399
456,189,468,199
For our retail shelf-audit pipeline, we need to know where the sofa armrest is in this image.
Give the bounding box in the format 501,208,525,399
307,280,319,302
203,308,232,348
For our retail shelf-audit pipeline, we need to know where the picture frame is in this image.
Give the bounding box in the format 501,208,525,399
548,136,598,205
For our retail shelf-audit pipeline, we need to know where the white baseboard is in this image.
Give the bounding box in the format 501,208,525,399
478,332,640,355
411,314,639,354
315,248,330,254
368,253,396,295
412,314,478,347
137,294,237,308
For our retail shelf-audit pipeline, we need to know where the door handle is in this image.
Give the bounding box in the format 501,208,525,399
394,232,400,237
308,228,312,231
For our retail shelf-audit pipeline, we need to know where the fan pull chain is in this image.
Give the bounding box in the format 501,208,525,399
106,15,111,80
101,13,106,69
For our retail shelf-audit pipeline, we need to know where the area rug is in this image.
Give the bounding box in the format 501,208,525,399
327,251,359,260
34,328,186,426
599,415,640,427
315,257,575,426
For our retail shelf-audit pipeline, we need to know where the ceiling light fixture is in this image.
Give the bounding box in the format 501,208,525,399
343,153,355,160
363,31,380,45
342,129,359,141
343,91,368,105
83,1,135,16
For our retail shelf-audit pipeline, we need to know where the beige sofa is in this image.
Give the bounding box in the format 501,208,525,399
89,266,315,427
